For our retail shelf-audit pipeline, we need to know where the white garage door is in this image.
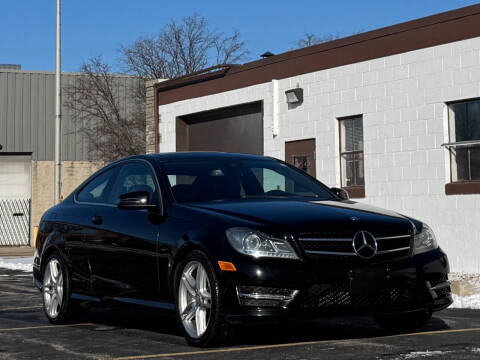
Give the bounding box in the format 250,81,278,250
0,155,32,246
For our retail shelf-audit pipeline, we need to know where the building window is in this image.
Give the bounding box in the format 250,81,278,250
339,115,365,198
445,99,480,195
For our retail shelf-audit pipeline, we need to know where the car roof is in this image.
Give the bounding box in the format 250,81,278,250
121,152,274,163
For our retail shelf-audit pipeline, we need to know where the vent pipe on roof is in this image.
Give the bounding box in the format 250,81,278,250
0,64,21,70
261,51,275,58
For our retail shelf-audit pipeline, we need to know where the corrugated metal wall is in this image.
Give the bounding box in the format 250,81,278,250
0,70,141,161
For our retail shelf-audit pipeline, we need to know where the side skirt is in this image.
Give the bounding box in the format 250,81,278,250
111,297,175,311
69,293,176,311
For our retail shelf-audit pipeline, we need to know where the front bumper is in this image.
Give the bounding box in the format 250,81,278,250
220,248,452,323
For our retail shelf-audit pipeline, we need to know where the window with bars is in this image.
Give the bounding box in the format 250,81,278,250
339,116,365,196
447,99,480,183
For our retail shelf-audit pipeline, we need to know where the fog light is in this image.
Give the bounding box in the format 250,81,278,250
236,286,299,308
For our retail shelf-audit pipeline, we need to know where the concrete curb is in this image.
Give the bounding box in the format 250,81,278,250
0,247,34,258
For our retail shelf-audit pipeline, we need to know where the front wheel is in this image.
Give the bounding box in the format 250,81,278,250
175,250,228,347
374,309,432,332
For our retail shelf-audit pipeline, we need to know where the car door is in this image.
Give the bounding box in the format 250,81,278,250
88,161,161,301
73,166,120,296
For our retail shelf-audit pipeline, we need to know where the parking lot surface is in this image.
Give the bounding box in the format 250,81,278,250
1,268,479,360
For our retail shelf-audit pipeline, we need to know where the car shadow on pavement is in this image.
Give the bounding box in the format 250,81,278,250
85,305,182,335
82,304,451,347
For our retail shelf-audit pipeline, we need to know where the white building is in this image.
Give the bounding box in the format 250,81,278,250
146,5,480,273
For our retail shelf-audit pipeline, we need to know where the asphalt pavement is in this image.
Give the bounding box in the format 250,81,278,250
0,268,479,359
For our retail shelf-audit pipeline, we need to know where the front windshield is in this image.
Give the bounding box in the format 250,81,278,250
161,159,334,203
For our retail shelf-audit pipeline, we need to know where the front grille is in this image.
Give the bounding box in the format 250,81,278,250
299,282,428,309
428,274,451,299
435,287,450,298
298,233,411,262
300,239,352,254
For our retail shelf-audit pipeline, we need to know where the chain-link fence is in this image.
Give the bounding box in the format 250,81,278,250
0,199,31,246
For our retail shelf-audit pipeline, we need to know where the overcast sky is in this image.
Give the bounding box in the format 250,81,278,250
2,0,479,73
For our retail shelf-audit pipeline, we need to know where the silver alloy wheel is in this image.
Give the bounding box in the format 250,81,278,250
42,259,64,319
178,261,212,338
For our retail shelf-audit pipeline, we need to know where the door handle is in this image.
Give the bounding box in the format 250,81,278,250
91,214,103,225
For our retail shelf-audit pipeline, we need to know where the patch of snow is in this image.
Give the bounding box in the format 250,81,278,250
0,274,31,277
0,257,33,272
448,272,480,309
450,273,480,290
451,293,480,310
399,351,450,359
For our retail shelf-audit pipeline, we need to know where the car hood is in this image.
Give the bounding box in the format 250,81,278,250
186,199,417,236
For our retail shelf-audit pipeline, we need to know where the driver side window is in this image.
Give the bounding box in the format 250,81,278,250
108,163,158,205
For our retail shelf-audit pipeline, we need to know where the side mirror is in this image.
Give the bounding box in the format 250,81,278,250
331,187,349,200
117,191,158,211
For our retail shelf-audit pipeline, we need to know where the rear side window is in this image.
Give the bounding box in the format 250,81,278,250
77,167,117,203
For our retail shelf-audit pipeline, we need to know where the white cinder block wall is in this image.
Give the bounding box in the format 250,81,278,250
159,37,480,273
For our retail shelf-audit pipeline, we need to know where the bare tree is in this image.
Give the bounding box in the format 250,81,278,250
214,30,249,65
64,15,248,161
119,14,249,80
293,32,341,49
64,57,146,162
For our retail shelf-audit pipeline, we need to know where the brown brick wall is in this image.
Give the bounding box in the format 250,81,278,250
146,79,166,154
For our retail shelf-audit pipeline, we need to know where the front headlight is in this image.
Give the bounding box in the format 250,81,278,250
413,223,438,255
226,227,299,259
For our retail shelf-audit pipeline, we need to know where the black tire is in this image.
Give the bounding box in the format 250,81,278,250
374,309,432,332
174,250,229,347
41,252,87,324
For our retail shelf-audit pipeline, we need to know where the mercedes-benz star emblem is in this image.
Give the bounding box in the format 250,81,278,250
352,231,377,259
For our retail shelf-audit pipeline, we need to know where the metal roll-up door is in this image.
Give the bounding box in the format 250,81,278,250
176,101,263,155
0,155,32,246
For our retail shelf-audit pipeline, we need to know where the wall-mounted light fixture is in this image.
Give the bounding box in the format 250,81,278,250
285,88,303,105
0,144,3,150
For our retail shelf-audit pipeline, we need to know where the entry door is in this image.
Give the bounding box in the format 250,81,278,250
285,139,316,178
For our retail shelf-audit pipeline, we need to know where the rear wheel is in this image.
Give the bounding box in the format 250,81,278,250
374,309,432,332
175,250,228,347
42,253,87,324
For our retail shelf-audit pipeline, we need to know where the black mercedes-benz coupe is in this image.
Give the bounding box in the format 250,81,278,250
33,152,452,346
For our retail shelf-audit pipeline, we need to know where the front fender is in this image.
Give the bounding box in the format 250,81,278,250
33,224,69,286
